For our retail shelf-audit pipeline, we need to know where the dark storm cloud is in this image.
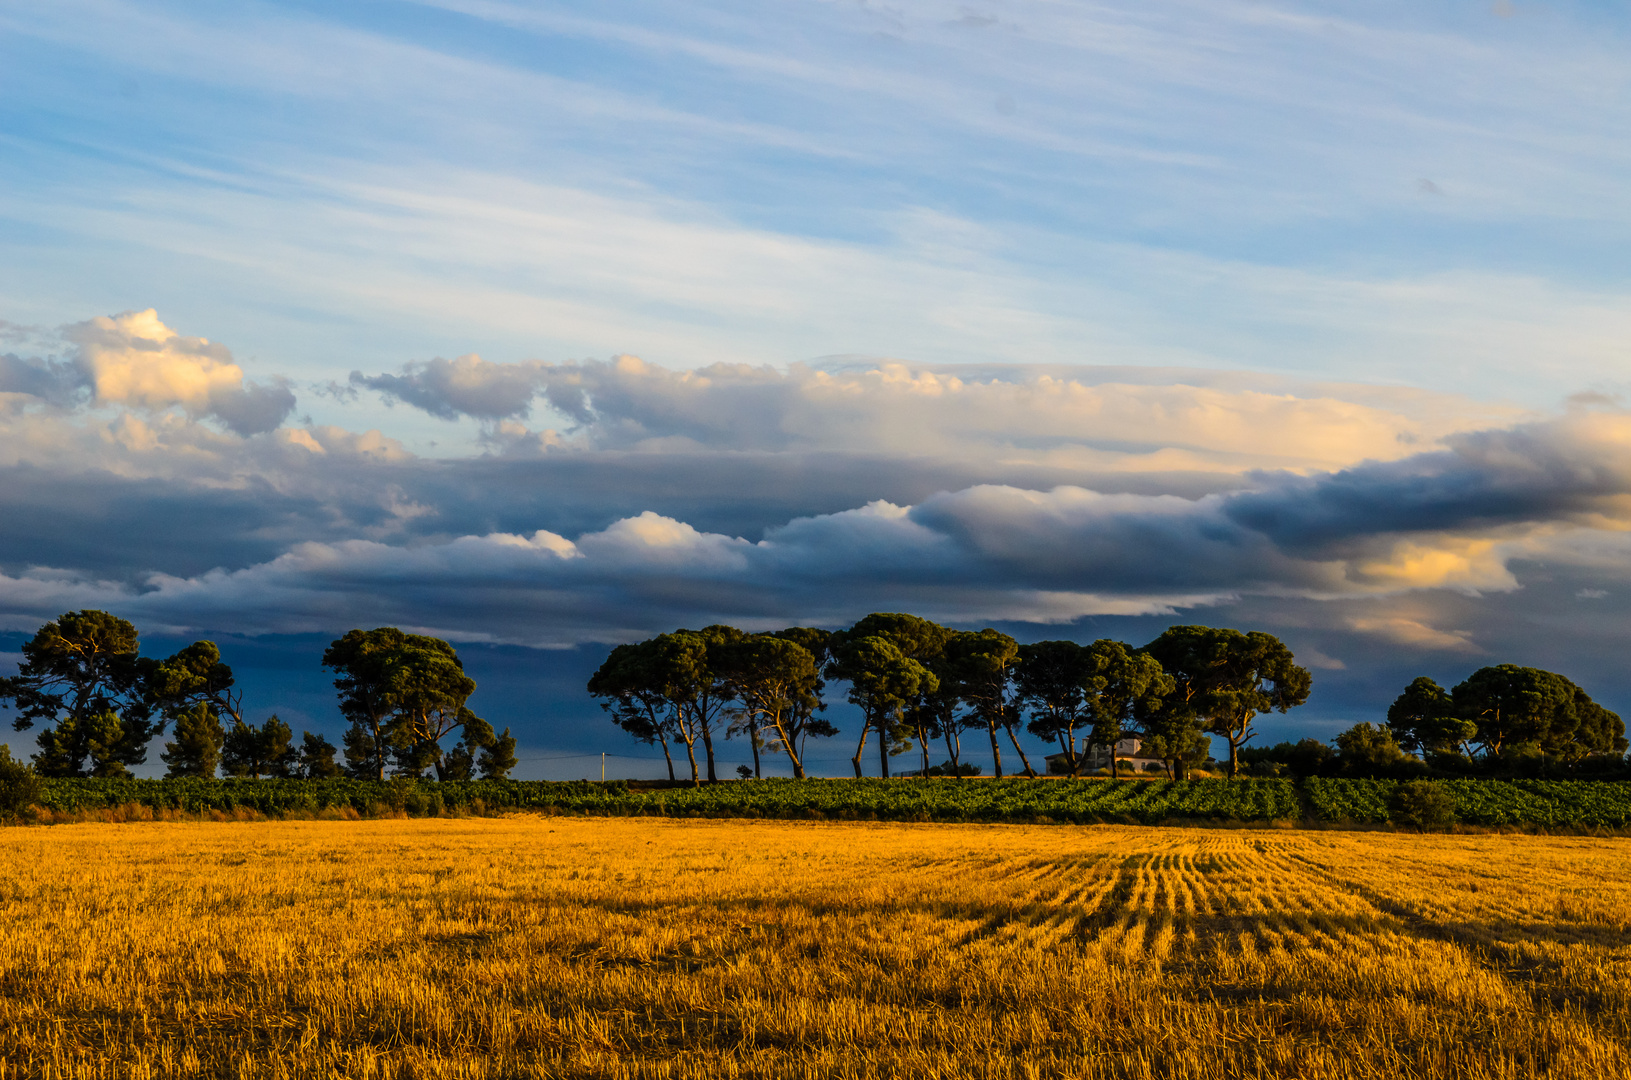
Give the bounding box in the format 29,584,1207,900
1226,416,1631,553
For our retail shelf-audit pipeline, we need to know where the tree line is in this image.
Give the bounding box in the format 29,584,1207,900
0,611,517,780
589,615,1314,782
4,609,1623,785
1238,665,1630,779
591,614,1629,784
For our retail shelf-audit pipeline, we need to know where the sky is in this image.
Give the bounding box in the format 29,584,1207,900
3,0,1631,778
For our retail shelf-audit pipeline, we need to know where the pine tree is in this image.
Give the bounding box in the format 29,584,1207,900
221,715,299,778
0,611,161,776
162,703,224,778
261,716,299,778
441,742,475,781
478,727,518,779
298,732,341,778
341,721,380,779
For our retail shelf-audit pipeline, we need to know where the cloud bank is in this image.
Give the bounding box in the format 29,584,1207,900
4,310,1631,723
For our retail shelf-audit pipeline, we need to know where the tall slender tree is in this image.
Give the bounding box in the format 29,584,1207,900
325,628,407,780
1081,640,1172,780
719,635,824,779
588,640,680,781
829,636,935,778
829,614,951,778
669,626,745,783
1017,640,1091,776
949,629,1033,778
161,703,225,778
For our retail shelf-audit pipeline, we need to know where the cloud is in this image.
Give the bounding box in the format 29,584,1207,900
0,351,83,410
3,407,1631,647
1,311,296,436
351,354,548,421
1346,616,1478,653
354,353,1516,474
62,310,296,435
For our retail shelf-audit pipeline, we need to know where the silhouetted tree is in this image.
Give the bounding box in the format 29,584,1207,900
1386,677,1475,760
324,628,487,781
949,629,1032,777
588,639,680,781
719,635,824,779
829,635,935,779
478,727,518,779
1018,640,1091,776
1335,722,1411,777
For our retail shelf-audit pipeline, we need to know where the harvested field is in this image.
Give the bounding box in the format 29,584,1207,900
1,817,1628,1078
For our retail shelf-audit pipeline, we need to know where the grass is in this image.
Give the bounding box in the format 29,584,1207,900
1,817,1629,1078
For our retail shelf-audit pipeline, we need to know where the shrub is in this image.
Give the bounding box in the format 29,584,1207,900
1393,779,1457,829
0,745,41,819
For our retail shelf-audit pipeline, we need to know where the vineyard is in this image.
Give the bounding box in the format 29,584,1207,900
22,774,1631,828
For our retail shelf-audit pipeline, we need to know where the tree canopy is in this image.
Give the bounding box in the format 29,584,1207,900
1388,665,1627,764
1142,626,1311,779
0,611,162,777
323,627,489,781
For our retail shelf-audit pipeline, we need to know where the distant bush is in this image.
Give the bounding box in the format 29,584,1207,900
0,746,40,819
1392,780,1456,829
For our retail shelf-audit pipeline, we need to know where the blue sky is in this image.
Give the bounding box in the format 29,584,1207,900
3,1,1631,776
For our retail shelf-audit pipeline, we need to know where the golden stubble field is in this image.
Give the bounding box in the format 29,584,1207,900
0,817,1628,1080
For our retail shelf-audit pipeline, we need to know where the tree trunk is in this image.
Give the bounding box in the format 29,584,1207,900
776,717,806,779
750,719,762,779
944,726,962,778
878,722,890,779
701,723,717,783
852,719,870,779
916,720,930,777
987,719,1003,778
1109,738,1119,780
682,737,700,787
1005,724,1036,778
657,731,676,782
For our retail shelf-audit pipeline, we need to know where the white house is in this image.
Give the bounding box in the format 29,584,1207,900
1046,736,1167,775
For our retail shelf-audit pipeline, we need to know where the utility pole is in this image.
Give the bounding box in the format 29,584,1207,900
601,752,606,782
